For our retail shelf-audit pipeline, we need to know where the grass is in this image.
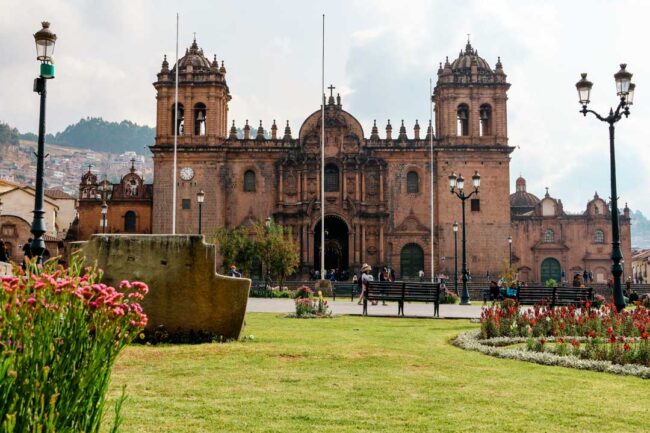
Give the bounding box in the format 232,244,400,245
105,313,650,432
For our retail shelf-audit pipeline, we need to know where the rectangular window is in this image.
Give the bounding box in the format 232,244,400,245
182,199,191,210
471,199,480,212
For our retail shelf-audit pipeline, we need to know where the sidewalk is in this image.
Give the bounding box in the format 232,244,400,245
246,297,484,319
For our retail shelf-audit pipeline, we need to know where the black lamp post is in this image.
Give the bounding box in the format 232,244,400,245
449,171,480,305
453,221,459,296
576,64,636,312
508,235,512,268
30,22,57,263
197,190,205,235
101,201,108,234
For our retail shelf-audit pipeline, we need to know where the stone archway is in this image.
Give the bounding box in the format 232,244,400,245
400,243,424,280
314,215,349,273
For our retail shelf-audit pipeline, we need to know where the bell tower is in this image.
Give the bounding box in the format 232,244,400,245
433,40,510,146
433,39,514,280
153,37,231,145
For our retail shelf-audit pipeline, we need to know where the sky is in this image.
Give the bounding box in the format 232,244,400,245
1,0,649,215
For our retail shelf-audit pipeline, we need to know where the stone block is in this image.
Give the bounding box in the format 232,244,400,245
70,234,250,340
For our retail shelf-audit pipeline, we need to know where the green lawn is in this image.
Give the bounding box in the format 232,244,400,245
106,313,650,432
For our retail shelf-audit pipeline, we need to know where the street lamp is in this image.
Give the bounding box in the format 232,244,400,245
101,201,108,234
576,64,635,312
29,21,57,263
196,190,205,235
453,221,458,296
508,235,513,268
449,170,480,304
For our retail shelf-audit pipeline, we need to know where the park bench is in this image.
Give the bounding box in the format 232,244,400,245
364,281,441,317
332,282,359,301
512,286,593,307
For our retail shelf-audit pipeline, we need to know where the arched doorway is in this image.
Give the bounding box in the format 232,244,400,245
400,243,424,280
540,257,561,283
314,216,349,273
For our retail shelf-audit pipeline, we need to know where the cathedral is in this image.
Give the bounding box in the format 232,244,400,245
76,37,632,283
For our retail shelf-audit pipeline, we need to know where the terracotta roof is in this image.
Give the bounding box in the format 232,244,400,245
45,188,75,200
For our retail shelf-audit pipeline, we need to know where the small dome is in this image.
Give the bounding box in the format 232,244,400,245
171,38,212,74
510,176,540,215
450,41,493,72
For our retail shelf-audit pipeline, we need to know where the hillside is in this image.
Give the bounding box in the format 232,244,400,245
19,117,155,154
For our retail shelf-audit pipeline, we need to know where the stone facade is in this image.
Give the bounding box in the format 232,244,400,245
75,162,153,240
149,38,516,280
510,178,632,283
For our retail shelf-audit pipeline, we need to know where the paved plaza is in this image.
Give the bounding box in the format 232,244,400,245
246,297,484,319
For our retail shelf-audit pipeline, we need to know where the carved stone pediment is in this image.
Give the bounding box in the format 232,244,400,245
395,209,430,234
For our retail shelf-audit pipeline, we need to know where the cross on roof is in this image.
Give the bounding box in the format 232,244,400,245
130,158,136,172
328,84,336,98
87,163,93,172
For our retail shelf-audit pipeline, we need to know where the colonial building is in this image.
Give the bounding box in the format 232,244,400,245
510,177,632,283
0,179,75,262
75,161,153,239
76,36,633,282
146,38,514,279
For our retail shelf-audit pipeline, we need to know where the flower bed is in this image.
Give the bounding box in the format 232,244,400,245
287,286,331,318
456,298,650,376
0,257,148,432
453,330,650,379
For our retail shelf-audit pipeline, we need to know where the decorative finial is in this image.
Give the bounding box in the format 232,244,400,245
283,120,292,140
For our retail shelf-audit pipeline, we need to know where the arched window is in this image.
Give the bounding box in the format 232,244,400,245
243,170,256,192
406,171,419,193
324,164,339,192
194,103,207,136
457,104,469,136
544,229,554,243
595,229,605,244
171,103,184,136
479,104,492,136
124,211,137,232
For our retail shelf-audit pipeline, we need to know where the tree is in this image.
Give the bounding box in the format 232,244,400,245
0,122,19,145
254,219,299,290
213,220,299,286
213,227,256,276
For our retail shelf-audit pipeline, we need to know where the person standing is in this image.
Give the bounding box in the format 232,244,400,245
0,240,8,262
357,263,373,305
418,269,424,282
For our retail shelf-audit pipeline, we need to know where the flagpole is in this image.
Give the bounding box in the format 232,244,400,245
320,13,325,280
430,78,435,282
172,12,179,235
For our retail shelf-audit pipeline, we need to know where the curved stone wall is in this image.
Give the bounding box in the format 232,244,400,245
70,235,250,340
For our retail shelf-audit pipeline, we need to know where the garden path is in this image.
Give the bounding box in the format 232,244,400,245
246,298,484,319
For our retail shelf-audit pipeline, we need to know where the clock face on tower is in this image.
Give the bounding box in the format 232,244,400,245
180,167,194,181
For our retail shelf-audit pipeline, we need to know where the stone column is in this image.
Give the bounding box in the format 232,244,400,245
278,166,284,204
361,225,366,264
379,221,385,263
